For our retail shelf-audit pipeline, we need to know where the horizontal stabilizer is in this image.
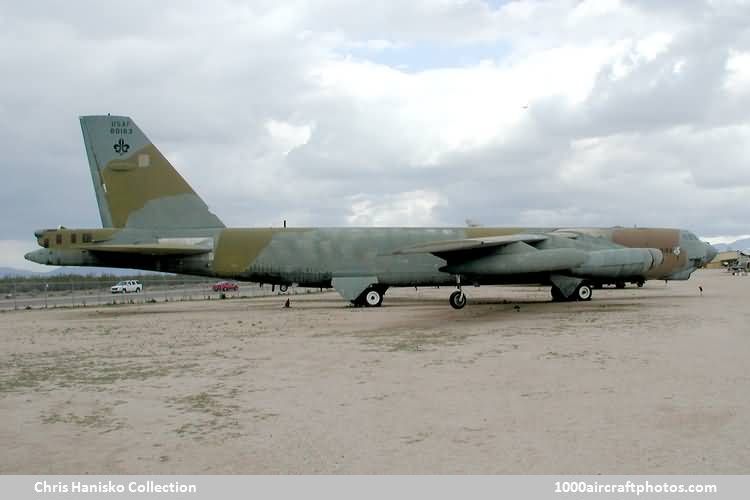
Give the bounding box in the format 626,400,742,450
82,243,212,256
391,234,548,255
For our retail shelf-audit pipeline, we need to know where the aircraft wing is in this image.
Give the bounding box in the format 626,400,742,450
81,243,212,256
391,233,549,256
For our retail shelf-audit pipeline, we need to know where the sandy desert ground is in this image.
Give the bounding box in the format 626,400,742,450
1,269,749,474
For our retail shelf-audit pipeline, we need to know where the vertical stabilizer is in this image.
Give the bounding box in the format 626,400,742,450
80,115,225,229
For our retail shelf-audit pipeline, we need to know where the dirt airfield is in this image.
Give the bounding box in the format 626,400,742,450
1,269,749,474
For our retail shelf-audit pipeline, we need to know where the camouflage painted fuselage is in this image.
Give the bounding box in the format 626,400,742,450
27,225,710,288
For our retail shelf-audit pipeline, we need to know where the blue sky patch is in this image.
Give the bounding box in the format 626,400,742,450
343,39,512,72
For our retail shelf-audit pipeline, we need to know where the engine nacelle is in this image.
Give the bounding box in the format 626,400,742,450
571,248,663,278
440,247,662,279
441,248,587,275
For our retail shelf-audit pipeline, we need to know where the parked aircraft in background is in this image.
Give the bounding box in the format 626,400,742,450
25,116,717,309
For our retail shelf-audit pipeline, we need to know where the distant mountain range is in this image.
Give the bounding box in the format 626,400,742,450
712,238,750,253
0,266,161,278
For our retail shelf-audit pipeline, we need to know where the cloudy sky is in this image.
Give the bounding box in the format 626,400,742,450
2,0,750,270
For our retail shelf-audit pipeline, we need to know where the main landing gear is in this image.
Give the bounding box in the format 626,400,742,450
449,275,467,309
352,286,387,307
575,283,592,301
551,282,593,302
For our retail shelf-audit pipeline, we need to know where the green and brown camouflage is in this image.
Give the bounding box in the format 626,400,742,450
25,116,717,309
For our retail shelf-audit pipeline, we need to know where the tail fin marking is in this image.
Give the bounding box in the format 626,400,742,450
79,115,225,229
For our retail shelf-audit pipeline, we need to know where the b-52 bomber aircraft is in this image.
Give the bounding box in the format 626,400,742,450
25,116,718,309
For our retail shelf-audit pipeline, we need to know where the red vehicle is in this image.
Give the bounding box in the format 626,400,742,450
212,281,239,292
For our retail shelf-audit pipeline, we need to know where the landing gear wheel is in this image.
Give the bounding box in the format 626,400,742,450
364,289,383,307
352,286,386,307
615,281,626,289
575,283,592,301
449,290,467,309
279,284,289,293
636,281,644,288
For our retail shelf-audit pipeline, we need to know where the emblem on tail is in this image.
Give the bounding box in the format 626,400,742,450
113,138,130,155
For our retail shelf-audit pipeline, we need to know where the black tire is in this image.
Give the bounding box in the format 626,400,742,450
550,286,565,302
575,283,593,301
449,290,467,309
364,289,383,307
279,284,289,293
615,281,626,289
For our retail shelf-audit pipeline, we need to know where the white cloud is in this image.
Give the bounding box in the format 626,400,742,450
636,32,673,61
311,42,618,165
725,49,750,94
346,190,441,226
266,119,313,155
569,0,623,22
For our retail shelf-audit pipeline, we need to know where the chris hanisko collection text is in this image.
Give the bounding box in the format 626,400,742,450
34,480,197,494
